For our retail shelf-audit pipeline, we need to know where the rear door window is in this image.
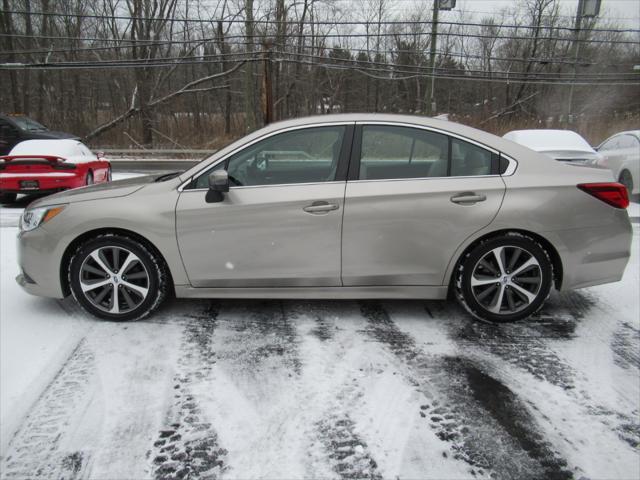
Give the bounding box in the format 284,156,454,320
358,126,448,180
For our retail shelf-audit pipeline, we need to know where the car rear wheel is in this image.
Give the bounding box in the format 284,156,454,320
68,235,169,321
619,170,633,196
86,171,94,186
0,192,17,204
455,233,553,323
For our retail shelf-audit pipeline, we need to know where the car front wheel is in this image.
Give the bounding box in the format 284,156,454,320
455,233,553,323
68,234,169,321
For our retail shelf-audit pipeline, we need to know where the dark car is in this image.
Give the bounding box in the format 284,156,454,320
0,114,79,155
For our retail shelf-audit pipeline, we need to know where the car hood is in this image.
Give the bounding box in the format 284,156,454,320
30,174,157,207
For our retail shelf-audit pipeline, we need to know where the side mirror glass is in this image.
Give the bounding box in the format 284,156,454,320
208,169,229,192
206,169,229,203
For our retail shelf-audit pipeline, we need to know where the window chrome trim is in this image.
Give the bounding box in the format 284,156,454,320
347,174,501,184
180,180,346,193
178,119,520,190
177,121,355,192
355,120,501,155
501,154,518,176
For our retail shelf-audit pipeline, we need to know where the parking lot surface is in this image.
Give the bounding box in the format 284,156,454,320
0,175,638,479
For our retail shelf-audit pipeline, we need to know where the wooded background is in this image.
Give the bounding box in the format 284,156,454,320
1,0,638,149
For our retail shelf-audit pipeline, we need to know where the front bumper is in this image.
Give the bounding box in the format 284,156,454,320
16,227,66,299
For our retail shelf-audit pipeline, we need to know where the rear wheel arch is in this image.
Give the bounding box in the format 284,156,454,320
60,228,174,298
447,229,563,295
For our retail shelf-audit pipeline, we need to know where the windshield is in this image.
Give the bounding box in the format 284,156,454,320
10,116,48,132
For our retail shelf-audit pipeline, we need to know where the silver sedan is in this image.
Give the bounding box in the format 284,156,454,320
15,114,632,323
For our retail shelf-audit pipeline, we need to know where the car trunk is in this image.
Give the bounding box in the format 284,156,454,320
0,155,76,190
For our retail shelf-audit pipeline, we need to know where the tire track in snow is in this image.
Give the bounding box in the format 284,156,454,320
451,291,597,391
1,339,96,479
315,415,382,480
149,303,228,480
360,301,574,480
611,322,640,371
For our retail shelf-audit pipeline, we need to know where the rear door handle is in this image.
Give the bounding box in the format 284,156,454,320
450,193,487,204
303,201,339,214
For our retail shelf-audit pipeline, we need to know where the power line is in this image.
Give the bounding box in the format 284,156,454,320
2,36,635,68
1,52,637,85
1,28,638,45
4,9,640,35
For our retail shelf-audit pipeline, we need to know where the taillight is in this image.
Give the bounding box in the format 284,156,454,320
54,162,77,170
577,183,629,209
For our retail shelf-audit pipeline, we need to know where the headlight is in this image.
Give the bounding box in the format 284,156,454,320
20,205,66,232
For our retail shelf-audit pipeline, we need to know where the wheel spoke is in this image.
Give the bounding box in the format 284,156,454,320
476,284,498,302
471,275,499,287
515,276,541,285
109,286,120,313
506,287,517,311
81,278,111,293
488,284,506,313
479,259,499,276
125,271,147,280
507,247,522,271
121,287,137,309
82,264,106,277
90,250,112,275
93,285,111,304
509,283,537,304
112,247,120,272
491,247,507,276
121,280,148,297
120,252,141,276
511,256,539,277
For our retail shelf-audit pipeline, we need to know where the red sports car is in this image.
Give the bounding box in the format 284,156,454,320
0,139,111,203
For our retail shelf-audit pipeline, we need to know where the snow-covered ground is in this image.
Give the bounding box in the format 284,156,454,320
0,183,638,479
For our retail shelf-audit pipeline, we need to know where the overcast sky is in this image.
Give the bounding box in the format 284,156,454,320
451,0,639,26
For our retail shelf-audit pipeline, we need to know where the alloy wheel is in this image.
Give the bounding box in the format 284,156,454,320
470,245,543,315
79,246,150,314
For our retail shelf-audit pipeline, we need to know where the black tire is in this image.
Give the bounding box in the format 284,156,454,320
86,171,94,186
0,192,17,204
619,170,633,196
455,232,553,323
68,234,169,321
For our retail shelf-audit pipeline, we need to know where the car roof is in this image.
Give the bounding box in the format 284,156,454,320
8,139,86,157
502,129,595,154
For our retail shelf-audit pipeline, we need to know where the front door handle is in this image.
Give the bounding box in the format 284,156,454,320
450,193,487,204
303,201,339,214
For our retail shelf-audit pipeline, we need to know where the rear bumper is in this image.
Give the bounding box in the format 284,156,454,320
0,173,84,193
547,209,633,291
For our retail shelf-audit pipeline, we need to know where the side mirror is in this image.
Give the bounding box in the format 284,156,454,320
206,169,229,203
208,169,229,192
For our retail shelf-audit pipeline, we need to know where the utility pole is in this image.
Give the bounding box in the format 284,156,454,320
424,0,455,116
566,0,584,126
566,0,601,126
262,41,274,125
425,0,439,116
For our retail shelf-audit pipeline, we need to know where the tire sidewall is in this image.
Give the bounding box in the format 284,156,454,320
458,235,553,323
69,235,161,321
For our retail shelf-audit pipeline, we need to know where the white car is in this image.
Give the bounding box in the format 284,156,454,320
503,129,601,165
594,130,639,196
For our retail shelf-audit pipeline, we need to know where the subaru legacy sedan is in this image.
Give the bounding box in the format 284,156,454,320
16,114,632,323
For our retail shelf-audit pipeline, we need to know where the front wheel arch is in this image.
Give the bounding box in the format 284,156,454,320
447,229,563,298
60,228,174,298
